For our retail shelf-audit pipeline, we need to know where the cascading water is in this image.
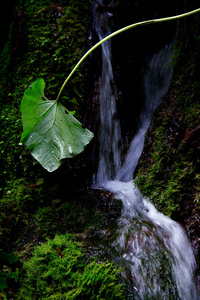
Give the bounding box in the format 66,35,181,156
116,45,173,182
93,0,121,184
92,1,199,299
101,180,199,299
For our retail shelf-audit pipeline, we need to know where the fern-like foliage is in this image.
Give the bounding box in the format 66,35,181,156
17,234,126,299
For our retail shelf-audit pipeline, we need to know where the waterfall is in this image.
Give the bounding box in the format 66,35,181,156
93,0,121,184
92,1,199,299
102,180,199,299
116,44,173,182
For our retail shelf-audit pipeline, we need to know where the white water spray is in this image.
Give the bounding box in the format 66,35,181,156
116,45,173,182
102,180,199,299
93,2,199,299
93,0,121,184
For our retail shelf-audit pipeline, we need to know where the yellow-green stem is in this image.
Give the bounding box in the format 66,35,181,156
56,7,200,102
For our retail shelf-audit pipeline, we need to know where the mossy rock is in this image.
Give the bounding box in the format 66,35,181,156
17,234,127,299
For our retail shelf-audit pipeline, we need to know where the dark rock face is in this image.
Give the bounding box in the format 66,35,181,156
81,187,122,227
0,0,17,51
112,0,176,140
183,125,200,149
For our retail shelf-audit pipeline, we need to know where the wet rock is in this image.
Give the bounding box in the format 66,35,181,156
183,125,200,149
81,187,122,226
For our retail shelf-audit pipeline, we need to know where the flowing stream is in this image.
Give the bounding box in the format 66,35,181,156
93,0,121,184
92,1,199,299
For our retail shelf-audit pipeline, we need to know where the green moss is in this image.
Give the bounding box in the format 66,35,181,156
0,0,91,183
0,0,92,248
35,196,103,239
0,249,19,295
18,0,91,109
17,234,126,299
0,177,46,250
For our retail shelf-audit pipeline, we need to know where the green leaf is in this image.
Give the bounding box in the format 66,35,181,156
20,79,94,172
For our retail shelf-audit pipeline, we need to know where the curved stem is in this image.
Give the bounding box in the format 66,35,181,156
56,7,200,102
